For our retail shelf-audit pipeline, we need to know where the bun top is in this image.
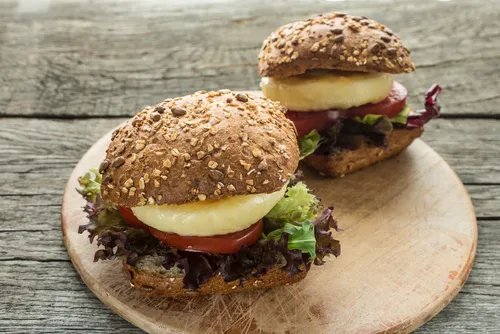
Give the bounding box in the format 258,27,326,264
258,13,415,78
99,90,299,207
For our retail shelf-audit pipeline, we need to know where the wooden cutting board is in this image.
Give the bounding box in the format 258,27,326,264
62,124,477,333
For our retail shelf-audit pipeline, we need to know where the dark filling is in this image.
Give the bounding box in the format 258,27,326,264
77,172,341,290
299,84,442,158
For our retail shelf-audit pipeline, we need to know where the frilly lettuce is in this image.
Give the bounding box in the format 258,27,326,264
264,182,338,263
298,130,325,159
77,170,340,288
77,168,102,203
265,182,319,224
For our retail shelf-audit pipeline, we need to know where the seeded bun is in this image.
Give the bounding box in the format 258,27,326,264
304,127,423,177
124,256,307,297
99,90,299,207
258,13,415,78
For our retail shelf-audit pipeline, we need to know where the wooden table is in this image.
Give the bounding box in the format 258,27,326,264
0,0,498,332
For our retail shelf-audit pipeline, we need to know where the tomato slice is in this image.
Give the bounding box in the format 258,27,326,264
286,109,345,137
149,221,263,254
286,81,408,137
118,207,263,254
345,81,408,119
118,207,150,230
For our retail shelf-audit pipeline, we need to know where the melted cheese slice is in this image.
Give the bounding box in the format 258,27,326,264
131,185,287,237
260,70,393,111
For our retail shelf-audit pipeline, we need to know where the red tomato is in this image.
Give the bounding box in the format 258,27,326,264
118,207,263,254
345,81,408,119
149,221,263,254
286,81,408,137
118,207,149,230
286,109,345,137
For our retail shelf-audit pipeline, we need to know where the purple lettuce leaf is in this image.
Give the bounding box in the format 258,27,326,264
407,84,442,128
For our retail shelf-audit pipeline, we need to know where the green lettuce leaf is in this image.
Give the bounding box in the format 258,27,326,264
265,182,319,226
390,103,411,124
77,168,102,203
298,130,325,159
354,103,411,126
264,182,320,260
284,221,316,259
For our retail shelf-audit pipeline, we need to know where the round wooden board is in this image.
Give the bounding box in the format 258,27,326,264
62,124,476,333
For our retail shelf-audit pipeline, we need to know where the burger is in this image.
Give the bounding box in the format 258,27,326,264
77,90,340,296
258,13,441,177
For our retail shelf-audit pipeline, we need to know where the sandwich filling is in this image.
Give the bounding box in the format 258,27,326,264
131,185,287,236
261,71,441,159
77,170,340,289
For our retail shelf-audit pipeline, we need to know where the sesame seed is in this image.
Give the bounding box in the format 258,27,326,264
163,159,172,168
124,178,134,187
129,153,137,163
252,148,262,158
239,160,251,171
257,159,268,171
262,179,270,185
138,178,145,190
198,194,207,201
171,148,180,156
135,140,146,151
227,165,235,178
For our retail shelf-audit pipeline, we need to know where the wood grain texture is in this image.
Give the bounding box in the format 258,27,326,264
1,117,499,193
60,126,476,333
0,0,499,117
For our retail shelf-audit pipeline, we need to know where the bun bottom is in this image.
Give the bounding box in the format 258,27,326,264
304,127,424,177
124,260,308,297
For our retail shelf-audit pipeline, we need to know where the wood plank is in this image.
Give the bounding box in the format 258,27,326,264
1,219,497,333
1,118,499,190
0,0,498,117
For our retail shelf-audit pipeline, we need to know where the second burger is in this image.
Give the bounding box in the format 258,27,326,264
259,13,441,177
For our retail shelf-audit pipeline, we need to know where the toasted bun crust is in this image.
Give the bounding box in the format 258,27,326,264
304,128,423,177
100,90,299,207
258,13,415,78
124,261,308,297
